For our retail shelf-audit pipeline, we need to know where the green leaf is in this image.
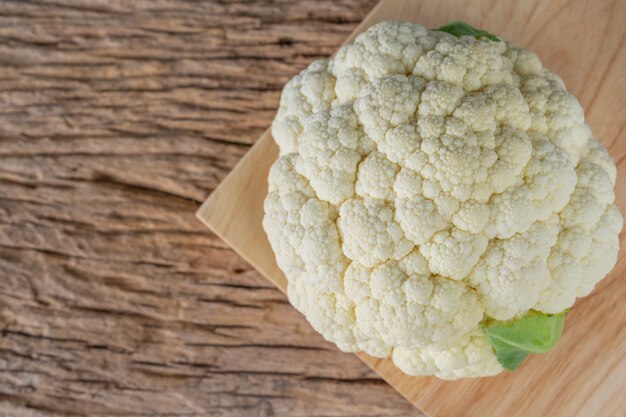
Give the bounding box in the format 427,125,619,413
481,311,566,371
434,21,500,42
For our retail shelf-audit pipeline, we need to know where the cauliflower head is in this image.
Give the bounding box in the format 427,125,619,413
263,21,622,379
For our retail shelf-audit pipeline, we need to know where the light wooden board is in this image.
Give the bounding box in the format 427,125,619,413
196,0,626,416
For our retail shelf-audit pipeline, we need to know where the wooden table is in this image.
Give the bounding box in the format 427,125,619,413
0,1,420,416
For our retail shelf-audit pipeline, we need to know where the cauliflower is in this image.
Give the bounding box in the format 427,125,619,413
263,21,622,379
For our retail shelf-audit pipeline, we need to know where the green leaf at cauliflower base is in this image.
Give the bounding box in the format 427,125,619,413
481,311,566,371
434,21,500,42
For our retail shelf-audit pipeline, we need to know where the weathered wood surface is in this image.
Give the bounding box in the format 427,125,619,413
0,1,420,416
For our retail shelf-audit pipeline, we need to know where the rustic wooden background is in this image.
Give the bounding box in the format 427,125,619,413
0,0,422,416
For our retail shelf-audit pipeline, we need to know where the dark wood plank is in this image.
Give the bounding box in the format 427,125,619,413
0,1,420,415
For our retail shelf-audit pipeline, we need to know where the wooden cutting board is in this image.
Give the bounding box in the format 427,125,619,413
196,0,626,416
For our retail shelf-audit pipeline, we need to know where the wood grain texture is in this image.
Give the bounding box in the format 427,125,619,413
0,1,423,416
197,0,626,416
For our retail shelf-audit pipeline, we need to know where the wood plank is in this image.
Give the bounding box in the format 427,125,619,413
0,1,423,416
197,0,626,416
